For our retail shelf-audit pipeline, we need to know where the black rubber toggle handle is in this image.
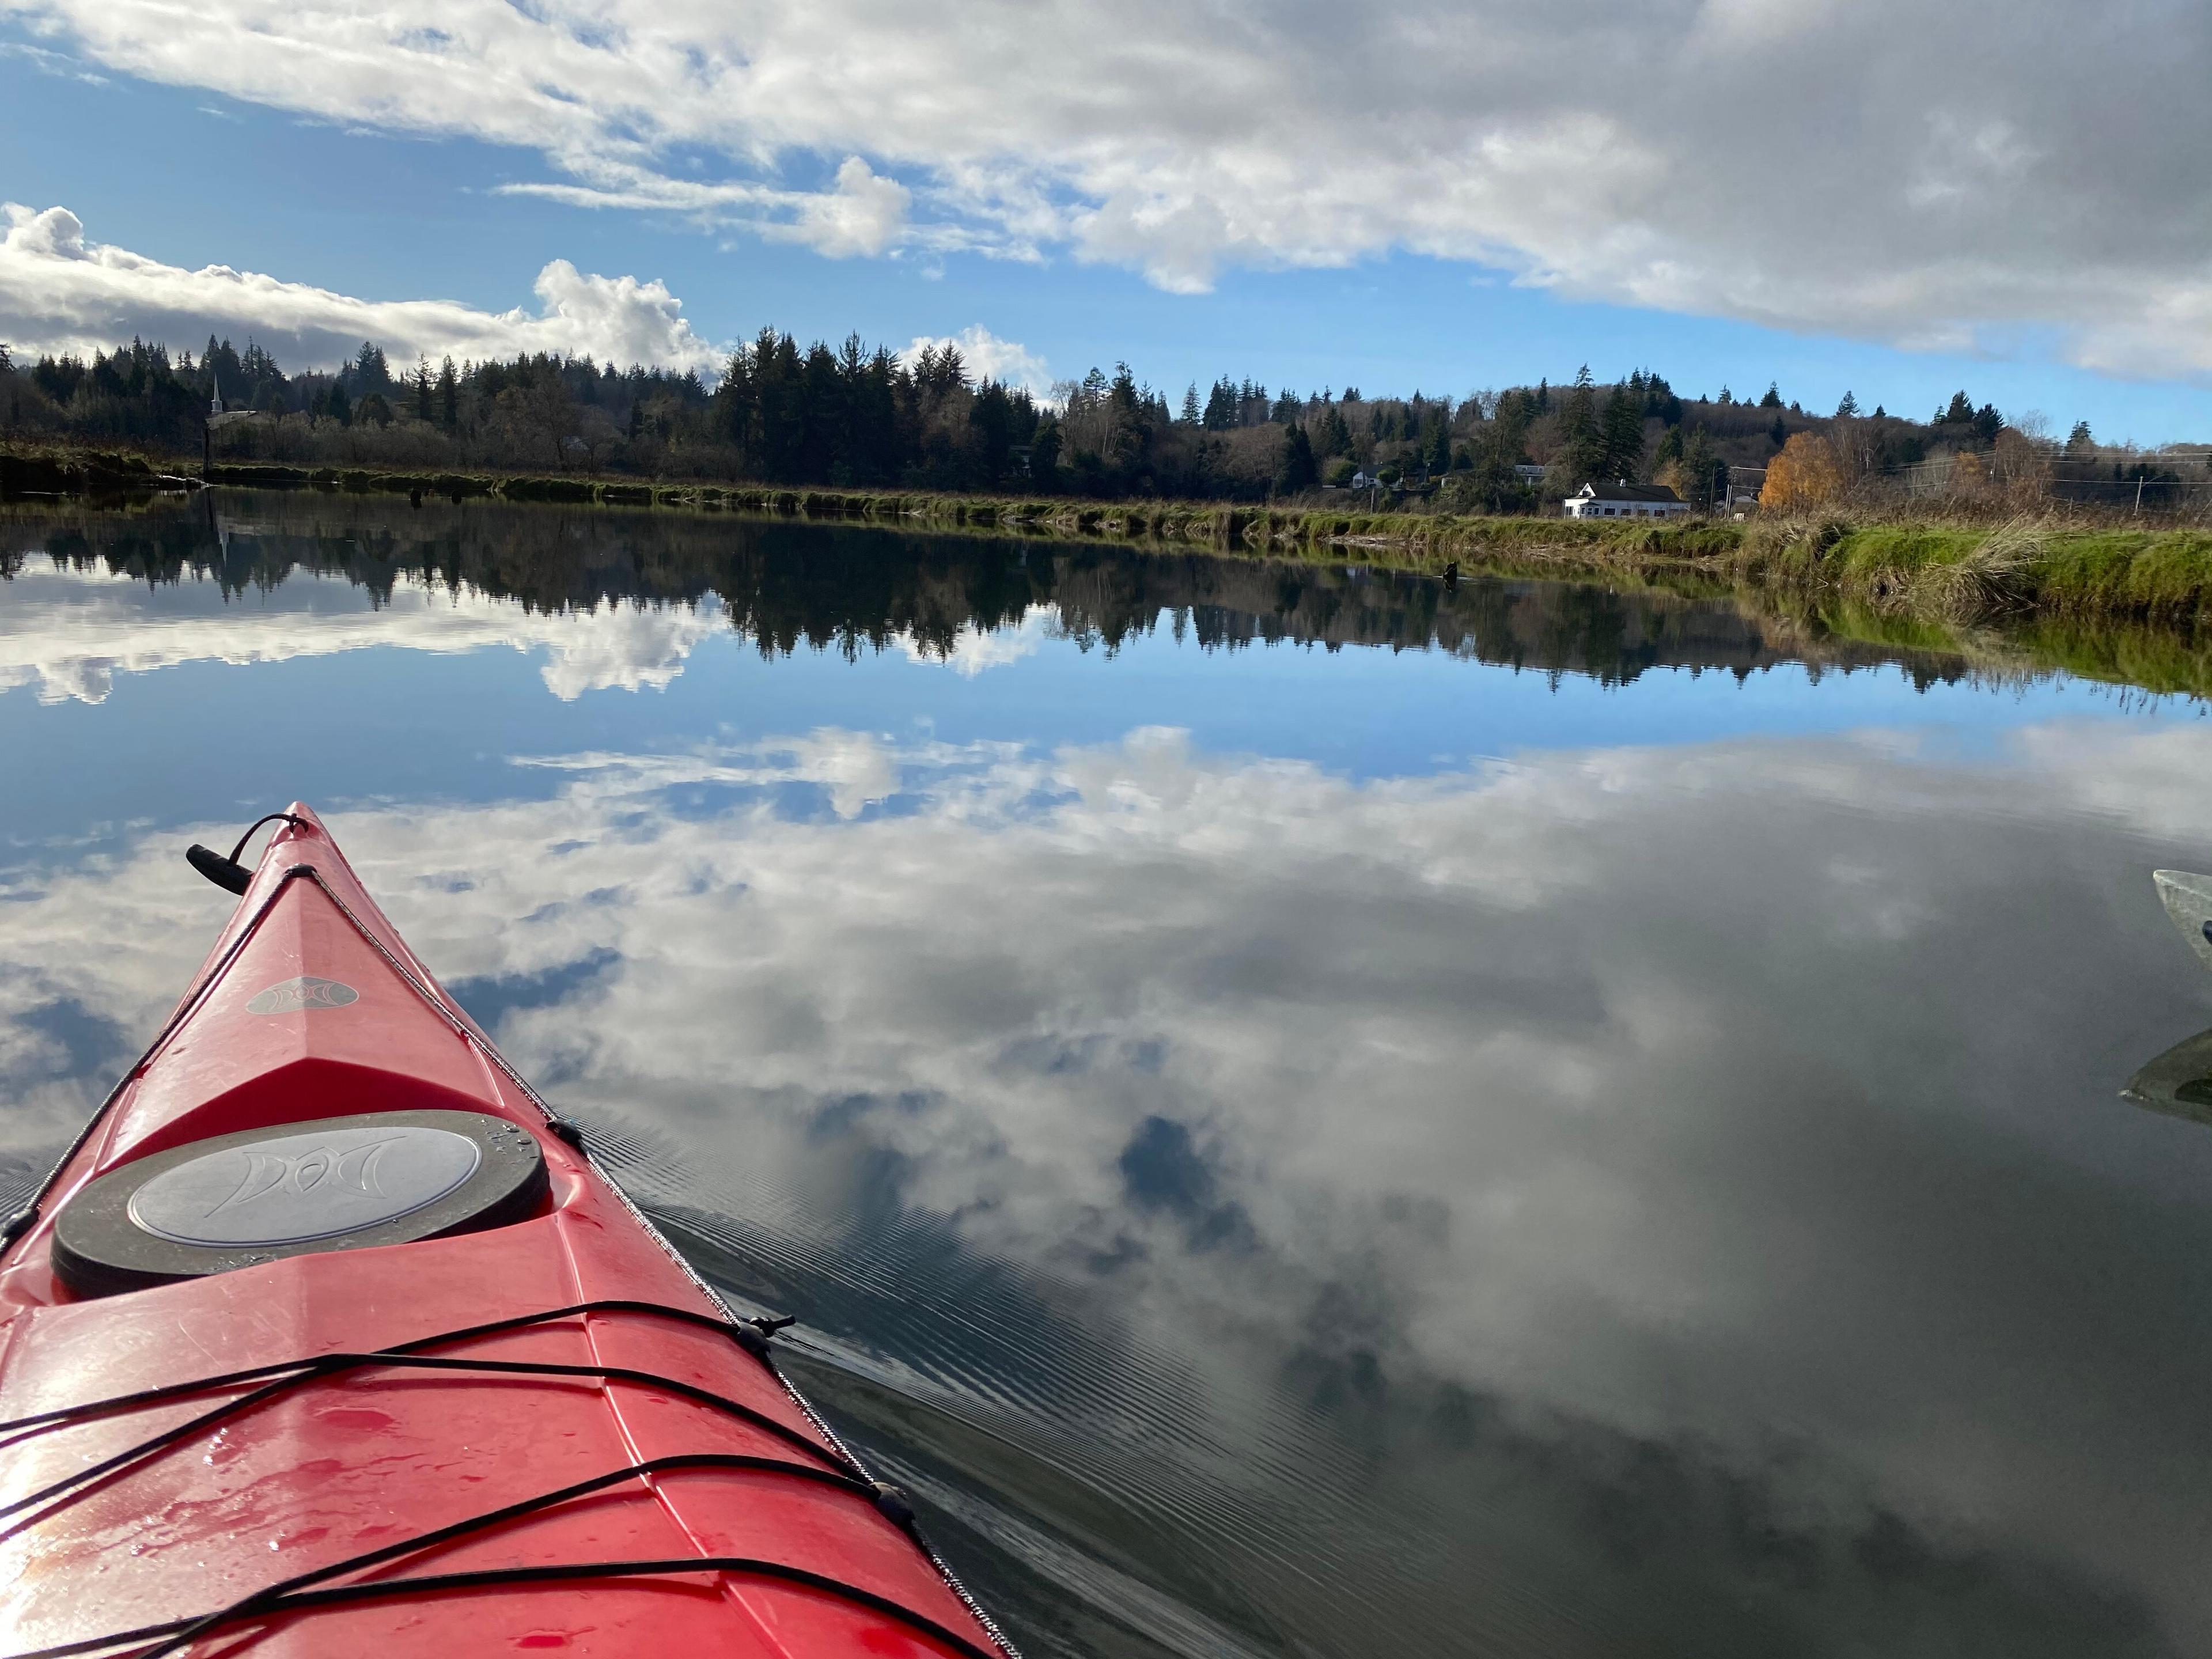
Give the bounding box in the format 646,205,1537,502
186,843,253,895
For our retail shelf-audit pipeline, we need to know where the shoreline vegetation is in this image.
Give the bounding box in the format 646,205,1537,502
9,444,2212,702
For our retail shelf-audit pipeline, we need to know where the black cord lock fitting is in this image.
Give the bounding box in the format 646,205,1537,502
733,1314,795,1359
870,1482,915,1529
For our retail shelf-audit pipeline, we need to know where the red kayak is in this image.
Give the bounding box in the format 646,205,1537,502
0,807,1013,1659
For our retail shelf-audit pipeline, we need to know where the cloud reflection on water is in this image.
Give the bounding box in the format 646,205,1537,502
0,565,726,703
5,717,2212,1655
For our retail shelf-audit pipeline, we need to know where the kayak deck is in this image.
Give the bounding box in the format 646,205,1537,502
0,809,1006,1658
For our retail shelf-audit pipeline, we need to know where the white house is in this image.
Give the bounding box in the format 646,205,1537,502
1563,481,1690,520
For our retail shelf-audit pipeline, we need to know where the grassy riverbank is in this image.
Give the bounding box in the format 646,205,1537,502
206,463,2212,627
11,446,2212,648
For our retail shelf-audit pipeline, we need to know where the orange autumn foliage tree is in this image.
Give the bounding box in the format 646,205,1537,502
1760,431,1846,512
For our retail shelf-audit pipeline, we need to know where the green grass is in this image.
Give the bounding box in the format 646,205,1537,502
18,446,2212,693
132,466,2212,631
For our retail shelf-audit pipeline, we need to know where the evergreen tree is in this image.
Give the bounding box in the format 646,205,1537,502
1274,421,1317,495
353,341,391,392
798,339,843,481
714,344,755,453
415,357,433,423
1021,411,1057,479
1559,366,1604,483
1600,383,1646,480
1425,412,1453,476
1180,383,1201,425
1680,426,1720,510
1835,391,1860,419
438,358,459,431
970,379,1016,486
1312,404,1352,460
1201,378,1234,431
1106,363,1151,467
1759,382,1783,409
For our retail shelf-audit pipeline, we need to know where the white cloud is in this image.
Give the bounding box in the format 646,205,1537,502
780,157,911,259
899,324,1051,397
0,203,722,372
896,605,1054,677
0,562,723,702
0,559,1061,701
9,0,2212,376
502,155,937,262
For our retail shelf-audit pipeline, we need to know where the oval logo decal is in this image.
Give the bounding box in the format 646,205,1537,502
246,976,361,1015
128,1123,480,1246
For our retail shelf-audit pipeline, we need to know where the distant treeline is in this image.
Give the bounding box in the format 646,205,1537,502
0,331,2188,512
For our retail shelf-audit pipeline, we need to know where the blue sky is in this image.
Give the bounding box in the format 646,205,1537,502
5,2,2212,442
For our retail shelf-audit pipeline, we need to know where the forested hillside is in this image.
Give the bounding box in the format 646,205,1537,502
2,331,2198,512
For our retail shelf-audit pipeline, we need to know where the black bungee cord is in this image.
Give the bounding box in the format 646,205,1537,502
0,1302,967,1659
5,1456,988,1659
0,1299,851,1533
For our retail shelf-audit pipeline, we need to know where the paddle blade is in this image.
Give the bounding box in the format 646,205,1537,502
2152,870,2212,973
2123,1025,2212,1128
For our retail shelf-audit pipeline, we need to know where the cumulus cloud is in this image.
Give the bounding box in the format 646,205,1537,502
896,606,1054,677
8,1,2212,376
899,324,1051,397
781,157,912,259
0,202,722,372
0,562,724,702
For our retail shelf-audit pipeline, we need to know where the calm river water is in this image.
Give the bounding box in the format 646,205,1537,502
6,492,2212,1658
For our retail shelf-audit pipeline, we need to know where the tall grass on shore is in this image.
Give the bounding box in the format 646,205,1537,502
173,464,2212,631
14,447,2212,639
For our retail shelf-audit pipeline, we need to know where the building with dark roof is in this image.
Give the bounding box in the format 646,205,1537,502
1563,481,1689,520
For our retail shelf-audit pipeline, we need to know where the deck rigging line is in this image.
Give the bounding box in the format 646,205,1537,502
4,1455,992,1659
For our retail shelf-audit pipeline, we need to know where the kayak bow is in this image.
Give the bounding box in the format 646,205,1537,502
0,806,1010,1659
